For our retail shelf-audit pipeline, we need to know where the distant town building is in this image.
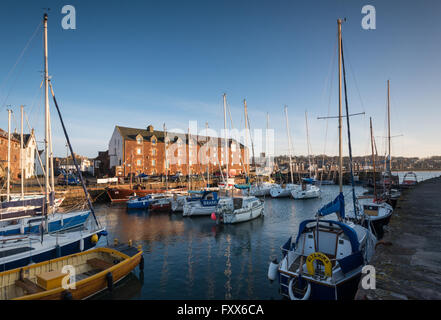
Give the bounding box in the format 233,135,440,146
93,150,110,177
108,125,248,177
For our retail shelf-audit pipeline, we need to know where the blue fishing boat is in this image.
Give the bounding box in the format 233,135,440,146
127,194,159,209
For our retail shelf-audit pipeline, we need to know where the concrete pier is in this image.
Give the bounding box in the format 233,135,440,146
355,176,441,300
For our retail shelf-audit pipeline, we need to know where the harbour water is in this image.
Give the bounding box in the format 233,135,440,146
90,185,369,300
90,171,440,300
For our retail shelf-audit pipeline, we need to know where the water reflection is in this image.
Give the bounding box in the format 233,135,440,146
93,181,437,299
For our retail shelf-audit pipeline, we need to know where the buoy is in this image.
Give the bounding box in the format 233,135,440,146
106,272,113,292
91,234,99,244
55,244,61,258
79,238,84,251
268,259,279,281
139,255,144,270
211,212,217,221
288,277,311,300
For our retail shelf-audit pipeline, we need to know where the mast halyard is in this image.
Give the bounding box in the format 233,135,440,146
305,111,312,179
43,13,51,209
223,93,229,193
387,80,391,173
338,19,343,193
7,109,11,202
370,117,377,199
244,99,249,176
164,123,168,192
20,105,24,200
284,106,294,184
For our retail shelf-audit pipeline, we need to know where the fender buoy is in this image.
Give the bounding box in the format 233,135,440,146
106,272,113,292
79,238,84,252
306,252,332,277
288,277,311,300
267,259,278,281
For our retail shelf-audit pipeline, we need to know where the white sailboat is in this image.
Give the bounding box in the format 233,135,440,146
291,112,321,199
270,106,298,198
273,19,376,300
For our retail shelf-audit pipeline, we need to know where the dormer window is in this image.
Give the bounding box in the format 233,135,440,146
151,136,157,145
136,135,143,144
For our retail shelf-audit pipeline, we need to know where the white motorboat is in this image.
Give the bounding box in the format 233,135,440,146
291,184,321,199
270,184,298,198
182,191,219,217
249,182,278,197
215,196,264,224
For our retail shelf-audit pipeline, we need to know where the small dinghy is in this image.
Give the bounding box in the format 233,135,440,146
215,196,264,224
0,242,143,300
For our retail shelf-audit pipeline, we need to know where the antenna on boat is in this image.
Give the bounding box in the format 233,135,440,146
223,93,229,195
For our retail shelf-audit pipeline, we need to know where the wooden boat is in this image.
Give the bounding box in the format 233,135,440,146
0,244,142,300
106,187,165,203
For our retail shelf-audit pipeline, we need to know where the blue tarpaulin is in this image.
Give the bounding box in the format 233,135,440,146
318,192,345,219
136,173,148,178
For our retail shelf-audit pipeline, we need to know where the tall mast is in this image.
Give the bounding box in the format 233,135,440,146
43,13,50,202
338,19,343,192
188,127,191,191
206,122,210,187
284,106,294,184
305,111,312,178
387,80,391,172
20,105,24,200
370,117,377,199
163,123,168,191
7,109,11,202
243,99,249,175
223,93,229,187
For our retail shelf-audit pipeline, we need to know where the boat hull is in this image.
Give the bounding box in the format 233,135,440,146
221,203,264,224
3,246,142,300
107,188,164,203
0,211,91,236
279,272,362,300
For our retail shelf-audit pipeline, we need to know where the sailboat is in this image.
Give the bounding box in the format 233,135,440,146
0,13,106,272
291,112,321,199
273,19,376,300
249,113,278,196
270,106,298,198
347,118,393,239
0,99,86,236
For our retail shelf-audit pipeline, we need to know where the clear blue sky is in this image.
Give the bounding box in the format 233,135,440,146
0,0,440,159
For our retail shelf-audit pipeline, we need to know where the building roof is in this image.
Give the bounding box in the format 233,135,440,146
115,125,245,148
0,128,19,143
11,133,32,147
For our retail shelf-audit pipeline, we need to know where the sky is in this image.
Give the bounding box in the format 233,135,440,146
0,0,440,159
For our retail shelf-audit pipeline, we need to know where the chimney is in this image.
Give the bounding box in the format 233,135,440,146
147,125,154,132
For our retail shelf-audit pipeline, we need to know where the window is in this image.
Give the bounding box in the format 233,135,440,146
151,137,157,145
152,149,156,156
152,160,156,166
137,136,142,144
136,160,141,166
231,143,236,152
137,148,141,155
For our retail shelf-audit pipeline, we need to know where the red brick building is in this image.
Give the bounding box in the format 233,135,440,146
108,125,248,177
0,128,20,181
